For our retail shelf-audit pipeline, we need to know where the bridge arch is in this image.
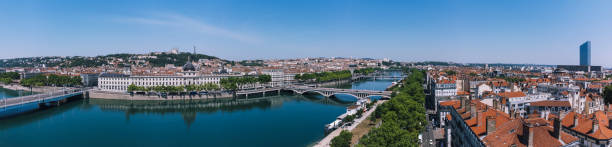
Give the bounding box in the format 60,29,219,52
284,87,391,101
298,90,330,97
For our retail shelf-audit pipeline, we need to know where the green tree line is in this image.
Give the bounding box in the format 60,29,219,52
295,70,352,82
357,69,426,147
0,72,19,84
603,85,612,104
20,74,82,87
331,130,353,147
219,75,272,91
353,68,381,75
127,83,221,94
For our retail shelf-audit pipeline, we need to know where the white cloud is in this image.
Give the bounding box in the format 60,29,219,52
117,13,260,43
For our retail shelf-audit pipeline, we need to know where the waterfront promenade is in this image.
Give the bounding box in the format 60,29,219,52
314,100,385,147
89,90,232,100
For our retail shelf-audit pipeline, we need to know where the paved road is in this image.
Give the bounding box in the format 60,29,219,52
422,117,435,147
314,100,385,147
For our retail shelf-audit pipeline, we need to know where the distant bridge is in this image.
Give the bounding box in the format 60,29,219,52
234,86,392,100
1,88,87,118
285,86,392,99
351,74,406,81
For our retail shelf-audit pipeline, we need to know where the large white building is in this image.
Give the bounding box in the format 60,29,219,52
98,62,239,92
435,80,457,97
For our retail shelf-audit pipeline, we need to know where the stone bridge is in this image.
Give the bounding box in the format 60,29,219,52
284,86,392,99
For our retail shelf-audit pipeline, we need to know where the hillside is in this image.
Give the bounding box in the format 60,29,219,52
0,52,224,68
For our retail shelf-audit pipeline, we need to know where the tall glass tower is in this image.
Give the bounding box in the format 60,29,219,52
580,41,591,66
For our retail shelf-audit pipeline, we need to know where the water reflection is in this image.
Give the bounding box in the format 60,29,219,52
0,98,81,130
0,88,37,99
87,95,351,127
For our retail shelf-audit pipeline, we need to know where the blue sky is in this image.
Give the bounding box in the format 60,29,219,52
1,0,611,66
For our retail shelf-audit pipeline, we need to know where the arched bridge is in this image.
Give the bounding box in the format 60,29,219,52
284,86,392,99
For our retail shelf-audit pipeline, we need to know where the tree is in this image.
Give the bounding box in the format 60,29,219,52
258,74,272,84
331,130,353,147
604,85,612,104
358,122,417,147
0,72,19,80
359,68,426,147
145,86,153,96
0,78,12,84
221,78,238,91
185,85,197,96
469,72,478,77
444,70,456,76
153,86,164,97
127,84,138,93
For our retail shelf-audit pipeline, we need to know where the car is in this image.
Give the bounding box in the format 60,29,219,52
418,134,423,143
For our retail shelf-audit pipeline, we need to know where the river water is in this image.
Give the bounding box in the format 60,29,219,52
0,88,36,99
0,74,399,147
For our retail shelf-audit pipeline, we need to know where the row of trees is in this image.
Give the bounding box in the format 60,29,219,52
0,72,19,79
504,77,526,83
126,75,272,98
603,85,612,104
357,69,426,147
0,72,19,84
331,130,353,147
127,83,222,97
20,74,82,87
294,70,352,83
353,68,381,75
219,75,272,91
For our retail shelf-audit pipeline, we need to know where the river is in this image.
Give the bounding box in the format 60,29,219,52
0,73,400,147
0,88,36,99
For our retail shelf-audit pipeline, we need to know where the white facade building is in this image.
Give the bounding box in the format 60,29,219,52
435,81,457,97
262,69,284,87
97,72,238,92
98,61,240,92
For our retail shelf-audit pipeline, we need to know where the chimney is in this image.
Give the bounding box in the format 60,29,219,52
528,127,534,147
460,97,465,109
471,103,477,119
510,109,515,119
512,110,519,119
573,115,579,128
553,118,561,139
493,99,499,110
522,123,534,147
593,119,599,133
486,116,496,135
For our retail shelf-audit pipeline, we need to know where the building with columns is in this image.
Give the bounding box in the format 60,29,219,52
98,61,239,92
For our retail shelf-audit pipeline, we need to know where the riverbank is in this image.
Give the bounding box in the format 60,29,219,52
314,100,386,147
89,90,233,100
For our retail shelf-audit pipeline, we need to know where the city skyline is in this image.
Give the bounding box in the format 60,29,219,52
1,0,612,66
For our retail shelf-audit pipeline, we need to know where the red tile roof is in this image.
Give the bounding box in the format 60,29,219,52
499,91,526,98
529,100,570,107
561,111,612,140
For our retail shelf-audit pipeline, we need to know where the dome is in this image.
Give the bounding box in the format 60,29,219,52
183,62,196,71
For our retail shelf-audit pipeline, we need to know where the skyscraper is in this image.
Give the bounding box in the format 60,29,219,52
580,41,591,66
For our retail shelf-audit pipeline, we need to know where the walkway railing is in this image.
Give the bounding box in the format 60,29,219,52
1,88,87,109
